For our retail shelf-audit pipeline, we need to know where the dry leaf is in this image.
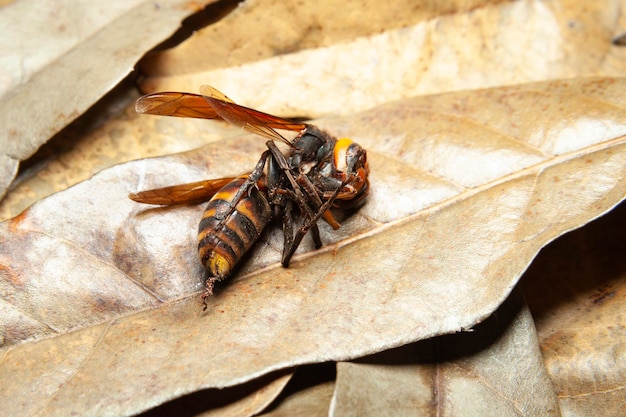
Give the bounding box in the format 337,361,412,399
330,197,626,417
267,199,626,417
0,0,216,200
139,370,293,416
139,0,626,118
0,80,240,223
1,78,625,415
330,292,558,416
260,364,336,416
522,201,626,417
138,0,491,75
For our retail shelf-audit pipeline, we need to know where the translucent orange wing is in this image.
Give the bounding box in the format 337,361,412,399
199,85,307,132
129,177,241,206
135,92,221,120
136,86,308,147
199,85,307,146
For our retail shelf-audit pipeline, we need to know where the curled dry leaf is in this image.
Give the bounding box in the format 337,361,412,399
259,364,336,416
138,0,488,76
521,200,626,417
139,0,626,118
1,78,625,415
330,291,558,416
142,369,294,417
0,0,216,200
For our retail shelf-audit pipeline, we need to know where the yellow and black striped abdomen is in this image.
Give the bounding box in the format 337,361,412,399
197,178,271,279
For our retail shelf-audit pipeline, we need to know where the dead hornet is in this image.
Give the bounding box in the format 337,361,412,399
129,86,369,308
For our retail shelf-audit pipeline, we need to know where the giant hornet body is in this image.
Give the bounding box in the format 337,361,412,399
129,86,369,307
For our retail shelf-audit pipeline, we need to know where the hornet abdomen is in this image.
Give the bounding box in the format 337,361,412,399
197,178,271,279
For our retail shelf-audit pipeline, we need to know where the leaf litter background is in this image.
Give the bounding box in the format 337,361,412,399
1,1,626,416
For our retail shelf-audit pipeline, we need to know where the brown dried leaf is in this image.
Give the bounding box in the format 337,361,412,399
138,0,492,75
522,201,626,417
0,80,240,223
0,0,217,200
140,370,294,417
260,364,336,416
139,0,626,118
330,292,558,416
1,78,625,415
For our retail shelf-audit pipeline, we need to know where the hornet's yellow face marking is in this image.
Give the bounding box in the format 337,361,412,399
333,138,354,172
